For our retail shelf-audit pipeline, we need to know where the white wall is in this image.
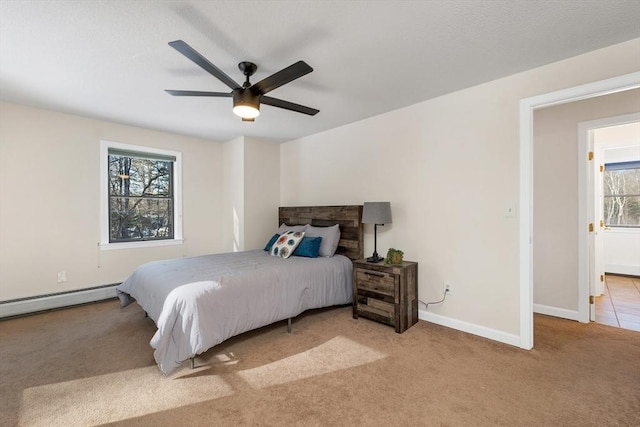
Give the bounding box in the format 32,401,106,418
598,124,640,276
281,39,640,340
222,136,280,252
0,102,225,301
222,137,245,252
604,230,640,276
244,137,280,250
533,91,640,312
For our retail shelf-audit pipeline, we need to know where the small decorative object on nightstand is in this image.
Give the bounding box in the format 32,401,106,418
384,248,404,265
352,259,418,333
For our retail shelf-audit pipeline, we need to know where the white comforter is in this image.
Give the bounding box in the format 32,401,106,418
116,250,352,374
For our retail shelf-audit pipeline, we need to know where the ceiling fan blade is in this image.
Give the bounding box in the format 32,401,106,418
168,40,241,90
262,96,319,116
251,61,313,95
165,90,232,97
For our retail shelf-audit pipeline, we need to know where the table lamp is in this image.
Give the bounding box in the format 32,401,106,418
362,202,392,263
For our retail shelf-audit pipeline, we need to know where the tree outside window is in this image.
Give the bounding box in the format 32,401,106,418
108,150,175,242
603,161,640,227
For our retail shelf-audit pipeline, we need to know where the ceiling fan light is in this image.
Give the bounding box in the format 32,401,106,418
233,104,260,119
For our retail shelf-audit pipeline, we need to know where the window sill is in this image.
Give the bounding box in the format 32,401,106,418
99,239,184,251
604,227,640,234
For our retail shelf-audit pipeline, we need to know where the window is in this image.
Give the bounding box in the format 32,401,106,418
100,141,182,249
603,161,640,228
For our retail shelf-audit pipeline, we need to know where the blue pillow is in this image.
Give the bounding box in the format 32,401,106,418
292,236,322,258
264,233,280,251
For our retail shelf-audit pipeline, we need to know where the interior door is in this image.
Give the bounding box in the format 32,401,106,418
592,152,604,321
595,144,606,298
588,130,597,321
589,131,607,322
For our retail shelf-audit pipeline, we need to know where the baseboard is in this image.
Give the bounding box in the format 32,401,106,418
0,285,119,319
605,264,640,277
418,309,521,348
533,304,580,321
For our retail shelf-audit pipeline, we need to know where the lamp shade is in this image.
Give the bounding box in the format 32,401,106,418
362,202,392,225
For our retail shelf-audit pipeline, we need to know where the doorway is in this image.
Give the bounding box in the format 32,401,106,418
530,92,639,327
579,115,640,323
519,72,640,350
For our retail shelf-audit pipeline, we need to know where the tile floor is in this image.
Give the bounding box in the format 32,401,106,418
594,274,640,332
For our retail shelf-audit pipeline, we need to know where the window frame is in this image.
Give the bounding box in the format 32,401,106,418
100,140,183,250
603,160,640,229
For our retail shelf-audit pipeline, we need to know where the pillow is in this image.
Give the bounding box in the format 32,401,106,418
264,233,280,251
292,236,322,258
270,231,305,259
305,224,340,257
277,223,307,234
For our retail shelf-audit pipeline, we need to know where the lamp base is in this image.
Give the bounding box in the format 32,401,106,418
366,255,384,263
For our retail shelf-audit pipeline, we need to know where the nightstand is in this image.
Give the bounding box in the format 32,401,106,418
352,259,418,333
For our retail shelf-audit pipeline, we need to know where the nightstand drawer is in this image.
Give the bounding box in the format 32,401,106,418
356,295,395,324
355,269,396,296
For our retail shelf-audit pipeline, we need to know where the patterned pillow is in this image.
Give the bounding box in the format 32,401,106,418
270,231,305,259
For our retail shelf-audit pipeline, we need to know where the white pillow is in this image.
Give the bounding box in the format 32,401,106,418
277,223,307,234
270,231,305,259
305,224,340,257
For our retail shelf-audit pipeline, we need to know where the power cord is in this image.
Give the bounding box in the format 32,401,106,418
419,288,449,310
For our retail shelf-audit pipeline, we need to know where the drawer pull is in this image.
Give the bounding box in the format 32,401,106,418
364,271,386,277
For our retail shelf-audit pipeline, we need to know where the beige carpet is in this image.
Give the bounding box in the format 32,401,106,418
1,300,639,426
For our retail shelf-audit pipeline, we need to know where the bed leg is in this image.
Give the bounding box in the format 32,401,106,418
287,318,292,334
190,357,195,369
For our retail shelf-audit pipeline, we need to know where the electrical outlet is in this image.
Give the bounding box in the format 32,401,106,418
57,271,67,283
444,281,452,295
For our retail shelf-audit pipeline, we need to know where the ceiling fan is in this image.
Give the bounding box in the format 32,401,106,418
165,40,319,122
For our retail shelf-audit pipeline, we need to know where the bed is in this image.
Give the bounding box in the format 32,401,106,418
116,205,363,375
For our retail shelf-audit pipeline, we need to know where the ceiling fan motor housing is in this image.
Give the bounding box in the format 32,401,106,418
232,88,261,117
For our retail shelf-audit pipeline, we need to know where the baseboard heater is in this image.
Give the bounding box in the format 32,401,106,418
0,284,119,319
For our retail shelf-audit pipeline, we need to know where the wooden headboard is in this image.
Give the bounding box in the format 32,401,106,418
278,205,363,261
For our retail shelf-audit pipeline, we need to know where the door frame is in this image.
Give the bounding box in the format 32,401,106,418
518,71,640,349
577,112,640,322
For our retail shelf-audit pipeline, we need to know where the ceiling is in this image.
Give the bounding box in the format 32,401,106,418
1,0,639,143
